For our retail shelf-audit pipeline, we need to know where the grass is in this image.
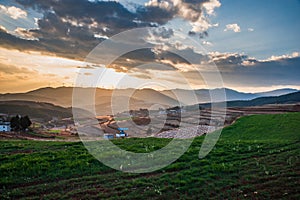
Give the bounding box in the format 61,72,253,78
0,112,299,199
27,132,56,139
48,130,61,134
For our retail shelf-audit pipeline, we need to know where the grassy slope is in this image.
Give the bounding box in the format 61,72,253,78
0,113,299,199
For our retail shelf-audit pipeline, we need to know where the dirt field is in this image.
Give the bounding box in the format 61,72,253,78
0,130,79,141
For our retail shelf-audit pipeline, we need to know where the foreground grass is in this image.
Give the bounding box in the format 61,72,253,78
0,113,299,199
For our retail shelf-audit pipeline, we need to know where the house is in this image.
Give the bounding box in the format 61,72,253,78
116,128,128,138
0,122,11,132
103,134,114,139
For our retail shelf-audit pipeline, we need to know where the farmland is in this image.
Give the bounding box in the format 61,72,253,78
1,112,299,199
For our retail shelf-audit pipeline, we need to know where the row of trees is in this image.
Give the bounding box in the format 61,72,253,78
10,115,32,131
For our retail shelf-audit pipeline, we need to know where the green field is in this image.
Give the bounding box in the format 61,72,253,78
1,113,299,199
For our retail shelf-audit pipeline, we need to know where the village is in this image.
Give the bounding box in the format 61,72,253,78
1,103,298,141
84,106,241,139
0,106,223,140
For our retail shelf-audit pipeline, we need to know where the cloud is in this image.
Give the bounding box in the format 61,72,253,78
152,27,174,39
0,27,45,52
106,48,181,73
16,0,151,36
0,25,7,32
202,41,213,46
0,63,36,75
221,56,300,87
0,62,42,92
104,44,211,76
205,51,300,87
172,52,300,89
0,47,88,71
209,51,248,67
0,5,27,19
202,0,221,15
0,47,89,92
224,23,241,33
261,52,299,62
142,0,221,34
5,1,296,91
0,0,221,60
4,0,149,59
248,28,254,32
14,27,38,40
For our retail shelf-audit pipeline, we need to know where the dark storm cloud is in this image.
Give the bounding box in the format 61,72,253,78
1,0,216,59
2,0,155,59
169,47,209,64
0,28,45,51
15,0,160,34
136,4,176,25
108,48,178,72
32,11,101,59
207,52,300,86
211,52,248,67
228,57,300,86
106,46,210,74
182,54,300,87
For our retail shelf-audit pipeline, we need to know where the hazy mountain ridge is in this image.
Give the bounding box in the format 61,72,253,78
255,88,299,97
0,87,298,109
196,91,300,108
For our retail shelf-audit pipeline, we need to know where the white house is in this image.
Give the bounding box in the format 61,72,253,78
103,134,114,139
116,128,128,138
0,122,11,132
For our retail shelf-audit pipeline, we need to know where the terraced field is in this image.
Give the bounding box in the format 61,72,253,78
1,113,299,199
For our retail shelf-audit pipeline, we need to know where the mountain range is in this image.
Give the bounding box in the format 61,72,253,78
194,91,300,108
0,87,298,110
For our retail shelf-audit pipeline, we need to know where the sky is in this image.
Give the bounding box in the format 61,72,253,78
0,0,299,93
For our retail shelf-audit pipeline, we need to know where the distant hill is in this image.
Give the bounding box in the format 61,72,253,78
0,87,181,110
0,101,72,121
160,88,299,105
196,91,300,108
161,88,257,104
255,88,298,97
0,87,298,109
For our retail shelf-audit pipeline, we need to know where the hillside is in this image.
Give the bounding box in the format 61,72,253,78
0,113,299,199
0,101,72,121
227,91,300,107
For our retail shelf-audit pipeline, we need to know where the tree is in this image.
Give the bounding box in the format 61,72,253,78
20,116,32,130
10,115,32,131
10,115,21,131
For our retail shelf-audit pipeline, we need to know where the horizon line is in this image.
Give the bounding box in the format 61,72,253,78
1,86,299,95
